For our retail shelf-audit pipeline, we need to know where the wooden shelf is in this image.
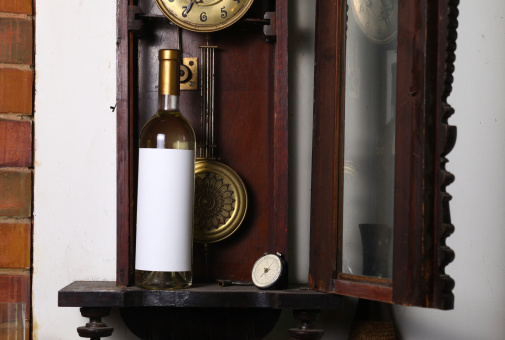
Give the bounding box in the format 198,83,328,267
58,281,342,310
59,281,342,339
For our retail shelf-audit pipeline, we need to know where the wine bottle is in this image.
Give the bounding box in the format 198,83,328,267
135,49,196,289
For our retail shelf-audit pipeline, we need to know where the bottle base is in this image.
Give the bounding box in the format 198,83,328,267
135,270,192,290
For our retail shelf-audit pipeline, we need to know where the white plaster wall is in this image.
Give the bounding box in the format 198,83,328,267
32,0,505,339
33,1,136,339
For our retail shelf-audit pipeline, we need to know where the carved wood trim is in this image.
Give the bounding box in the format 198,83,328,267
77,308,113,339
288,310,324,340
435,0,459,310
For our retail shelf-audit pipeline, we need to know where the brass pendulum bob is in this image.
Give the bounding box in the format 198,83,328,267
193,43,248,282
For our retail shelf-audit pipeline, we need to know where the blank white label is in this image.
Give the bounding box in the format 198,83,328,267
135,148,195,272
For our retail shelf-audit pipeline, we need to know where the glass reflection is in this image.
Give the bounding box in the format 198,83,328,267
342,0,398,279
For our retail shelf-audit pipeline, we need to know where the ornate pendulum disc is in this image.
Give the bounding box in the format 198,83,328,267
194,160,248,243
192,44,248,244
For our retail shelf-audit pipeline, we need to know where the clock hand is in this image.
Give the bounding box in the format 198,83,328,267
182,0,203,16
259,263,272,278
199,0,223,6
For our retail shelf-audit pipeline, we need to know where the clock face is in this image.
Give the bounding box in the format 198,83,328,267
251,254,284,289
352,0,398,44
156,0,255,32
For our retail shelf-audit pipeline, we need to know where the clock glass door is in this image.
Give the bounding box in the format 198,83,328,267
341,0,398,279
310,0,457,309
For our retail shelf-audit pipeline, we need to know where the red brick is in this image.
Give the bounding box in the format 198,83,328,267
0,18,33,65
0,171,31,217
0,120,32,166
0,0,33,15
0,222,31,269
0,274,30,317
0,68,33,114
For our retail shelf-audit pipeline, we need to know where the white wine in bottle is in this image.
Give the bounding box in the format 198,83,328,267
135,49,196,289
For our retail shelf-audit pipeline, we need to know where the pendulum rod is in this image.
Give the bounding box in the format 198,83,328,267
199,43,217,281
200,44,217,159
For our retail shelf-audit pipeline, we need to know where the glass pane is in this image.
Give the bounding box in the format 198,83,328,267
0,303,26,340
341,0,398,279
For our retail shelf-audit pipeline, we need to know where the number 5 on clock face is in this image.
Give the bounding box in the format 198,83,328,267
156,0,255,32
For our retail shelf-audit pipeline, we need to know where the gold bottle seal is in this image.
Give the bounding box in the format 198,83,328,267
159,49,180,96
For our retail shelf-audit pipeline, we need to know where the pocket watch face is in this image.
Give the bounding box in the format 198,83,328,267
251,253,285,289
352,0,398,44
156,0,254,32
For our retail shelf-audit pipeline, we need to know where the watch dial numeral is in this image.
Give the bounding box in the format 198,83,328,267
221,6,227,18
200,11,207,22
182,6,188,17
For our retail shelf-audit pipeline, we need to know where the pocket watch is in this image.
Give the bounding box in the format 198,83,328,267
155,0,255,32
352,0,398,44
251,253,287,290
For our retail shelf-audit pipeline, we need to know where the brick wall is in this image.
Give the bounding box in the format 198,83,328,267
0,0,33,338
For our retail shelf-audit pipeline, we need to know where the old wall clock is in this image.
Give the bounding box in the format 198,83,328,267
155,0,255,32
58,0,461,337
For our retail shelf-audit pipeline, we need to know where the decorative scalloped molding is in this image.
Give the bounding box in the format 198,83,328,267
438,0,459,310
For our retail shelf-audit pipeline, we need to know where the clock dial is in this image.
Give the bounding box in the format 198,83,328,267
352,0,398,43
156,0,254,32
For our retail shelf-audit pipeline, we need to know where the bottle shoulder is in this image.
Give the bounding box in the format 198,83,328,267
143,110,194,129
140,110,196,149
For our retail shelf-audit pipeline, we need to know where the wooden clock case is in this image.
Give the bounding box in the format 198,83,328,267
117,0,289,286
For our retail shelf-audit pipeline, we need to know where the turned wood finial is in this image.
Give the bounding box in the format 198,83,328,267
288,309,324,340
77,307,114,340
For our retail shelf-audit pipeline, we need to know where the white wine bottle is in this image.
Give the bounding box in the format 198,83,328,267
135,49,196,289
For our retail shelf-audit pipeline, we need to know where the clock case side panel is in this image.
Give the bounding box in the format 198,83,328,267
117,0,137,287
308,0,344,295
116,0,289,286
309,0,458,310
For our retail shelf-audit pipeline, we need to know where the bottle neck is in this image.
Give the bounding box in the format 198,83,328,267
158,54,180,112
158,94,179,111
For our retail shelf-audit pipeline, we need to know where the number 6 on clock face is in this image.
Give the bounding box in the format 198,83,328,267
156,0,255,32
